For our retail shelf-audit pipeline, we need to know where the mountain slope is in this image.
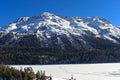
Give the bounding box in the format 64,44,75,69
0,12,120,51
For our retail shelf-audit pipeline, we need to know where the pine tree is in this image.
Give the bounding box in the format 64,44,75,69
36,71,41,79
27,72,36,80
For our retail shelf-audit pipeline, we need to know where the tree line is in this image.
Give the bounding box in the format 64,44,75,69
0,65,51,80
0,46,120,64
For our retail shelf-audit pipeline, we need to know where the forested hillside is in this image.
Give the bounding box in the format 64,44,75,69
0,46,120,64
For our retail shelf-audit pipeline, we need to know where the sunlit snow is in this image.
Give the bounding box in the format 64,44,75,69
0,12,120,44
11,63,120,80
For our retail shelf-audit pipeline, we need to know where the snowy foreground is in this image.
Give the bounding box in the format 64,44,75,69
11,63,120,80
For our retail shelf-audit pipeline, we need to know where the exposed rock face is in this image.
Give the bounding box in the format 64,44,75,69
0,12,120,51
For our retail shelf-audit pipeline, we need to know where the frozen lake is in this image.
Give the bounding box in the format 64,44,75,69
11,63,120,80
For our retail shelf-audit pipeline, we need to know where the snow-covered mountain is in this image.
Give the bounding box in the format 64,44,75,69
0,12,120,50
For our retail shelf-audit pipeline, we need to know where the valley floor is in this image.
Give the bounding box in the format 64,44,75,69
11,63,120,80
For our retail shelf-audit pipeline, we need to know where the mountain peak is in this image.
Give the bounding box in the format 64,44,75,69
41,12,54,16
0,12,120,48
40,12,58,20
32,12,57,20
17,17,30,23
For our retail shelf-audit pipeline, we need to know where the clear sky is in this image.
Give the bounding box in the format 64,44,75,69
0,0,120,26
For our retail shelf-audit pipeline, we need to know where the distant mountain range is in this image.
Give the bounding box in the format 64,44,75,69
0,12,120,51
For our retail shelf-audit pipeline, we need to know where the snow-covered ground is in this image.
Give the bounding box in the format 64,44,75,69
11,63,120,80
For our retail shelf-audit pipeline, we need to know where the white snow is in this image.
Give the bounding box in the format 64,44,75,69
103,35,117,43
5,23,17,33
11,63,120,80
0,12,120,43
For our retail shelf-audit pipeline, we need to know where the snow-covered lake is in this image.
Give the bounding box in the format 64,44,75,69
11,63,120,80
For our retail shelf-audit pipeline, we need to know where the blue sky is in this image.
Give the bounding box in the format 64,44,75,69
0,0,120,26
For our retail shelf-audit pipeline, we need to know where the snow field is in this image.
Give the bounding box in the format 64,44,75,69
11,63,120,80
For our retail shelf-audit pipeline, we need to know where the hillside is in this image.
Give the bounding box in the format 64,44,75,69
0,12,120,64
0,12,120,51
